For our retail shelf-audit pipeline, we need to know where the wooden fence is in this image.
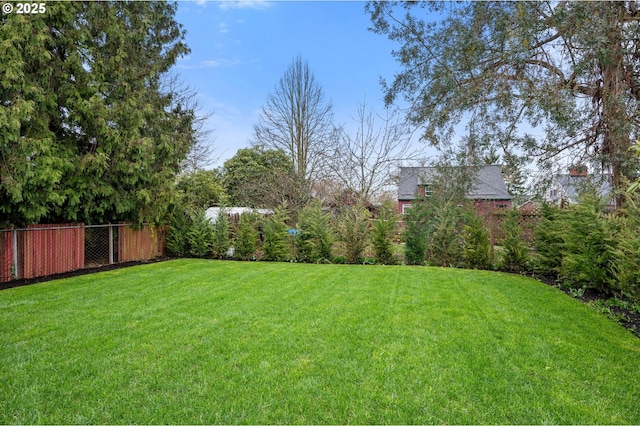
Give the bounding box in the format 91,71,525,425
485,208,542,246
119,225,166,263
0,224,166,283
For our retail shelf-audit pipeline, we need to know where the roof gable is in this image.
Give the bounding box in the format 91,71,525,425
398,165,512,201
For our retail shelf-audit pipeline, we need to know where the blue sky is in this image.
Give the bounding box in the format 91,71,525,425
174,0,409,165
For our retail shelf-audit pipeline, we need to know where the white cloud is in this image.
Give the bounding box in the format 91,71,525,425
218,0,272,11
176,57,248,70
203,58,242,68
219,22,229,33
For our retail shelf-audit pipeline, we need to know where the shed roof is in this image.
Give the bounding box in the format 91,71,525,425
205,207,273,223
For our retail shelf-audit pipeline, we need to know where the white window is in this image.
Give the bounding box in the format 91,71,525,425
402,204,413,215
418,183,433,197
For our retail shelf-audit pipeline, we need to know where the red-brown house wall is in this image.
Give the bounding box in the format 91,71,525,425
397,199,511,216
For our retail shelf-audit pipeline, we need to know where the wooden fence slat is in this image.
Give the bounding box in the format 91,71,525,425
0,230,14,281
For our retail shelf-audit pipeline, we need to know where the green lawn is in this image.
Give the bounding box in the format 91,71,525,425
1,259,639,424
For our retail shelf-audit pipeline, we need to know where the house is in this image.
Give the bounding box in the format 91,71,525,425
543,165,615,209
397,165,512,215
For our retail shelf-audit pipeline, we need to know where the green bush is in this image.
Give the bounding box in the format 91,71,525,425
166,205,190,257
532,203,564,275
335,204,370,264
234,212,259,260
559,193,616,293
211,207,231,259
608,191,640,301
296,201,334,263
186,209,214,258
462,210,492,269
371,200,399,265
426,201,465,267
500,208,529,272
262,203,291,262
403,202,428,265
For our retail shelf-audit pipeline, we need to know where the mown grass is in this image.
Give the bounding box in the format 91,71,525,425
1,259,639,424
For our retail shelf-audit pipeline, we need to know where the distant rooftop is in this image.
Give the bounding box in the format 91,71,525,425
398,165,512,201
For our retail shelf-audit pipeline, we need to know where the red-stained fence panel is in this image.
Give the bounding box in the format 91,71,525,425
20,224,85,280
1,230,15,282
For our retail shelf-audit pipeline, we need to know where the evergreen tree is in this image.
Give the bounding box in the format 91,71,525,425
533,203,564,275
175,170,226,216
185,209,214,259
371,200,399,265
1,2,194,225
500,208,529,272
234,212,259,261
560,193,616,293
426,201,466,267
335,204,370,264
211,208,231,259
166,205,190,258
463,210,492,270
262,203,291,262
295,201,333,263
368,2,640,195
610,190,640,301
403,201,429,266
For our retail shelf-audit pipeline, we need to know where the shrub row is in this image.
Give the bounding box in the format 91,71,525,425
166,200,400,266
167,190,640,303
533,192,640,302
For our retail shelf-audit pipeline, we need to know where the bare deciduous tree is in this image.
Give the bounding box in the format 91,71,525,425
324,102,420,204
161,73,219,173
253,55,334,182
181,126,219,173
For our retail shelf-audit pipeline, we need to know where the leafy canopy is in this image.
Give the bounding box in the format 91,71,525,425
367,1,640,191
1,1,194,226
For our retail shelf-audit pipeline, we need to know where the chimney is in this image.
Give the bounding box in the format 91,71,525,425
569,164,588,177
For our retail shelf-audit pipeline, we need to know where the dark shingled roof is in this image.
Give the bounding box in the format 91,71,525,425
398,165,512,201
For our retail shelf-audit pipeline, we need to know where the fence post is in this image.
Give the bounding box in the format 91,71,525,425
109,225,114,265
12,229,18,279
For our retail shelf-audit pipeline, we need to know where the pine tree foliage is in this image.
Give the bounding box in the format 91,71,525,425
463,210,492,270
211,207,231,259
368,1,640,194
262,203,291,262
335,204,370,264
295,201,334,263
426,201,466,267
185,209,214,259
166,205,190,258
403,202,429,266
559,193,617,293
500,208,529,272
533,203,565,274
233,212,259,261
610,191,640,300
1,2,193,226
371,200,399,265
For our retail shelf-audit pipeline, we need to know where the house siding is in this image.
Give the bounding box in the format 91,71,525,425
398,199,512,216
